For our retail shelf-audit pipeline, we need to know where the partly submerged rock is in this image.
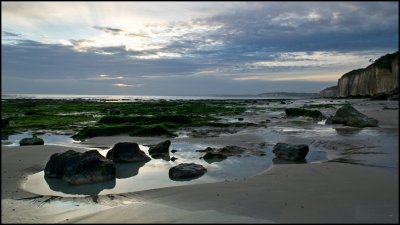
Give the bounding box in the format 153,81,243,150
45,150,116,185
148,140,171,155
106,142,151,163
148,140,171,161
199,145,265,163
19,135,44,146
273,143,309,161
169,163,207,180
328,105,378,128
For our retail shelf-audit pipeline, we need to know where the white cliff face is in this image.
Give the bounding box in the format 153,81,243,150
337,53,398,97
319,86,338,98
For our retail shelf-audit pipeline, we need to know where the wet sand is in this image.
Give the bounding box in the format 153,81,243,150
1,106,398,223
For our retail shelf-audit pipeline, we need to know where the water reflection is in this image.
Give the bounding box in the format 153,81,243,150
115,161,147,179
272,158,307,164
44,174,116,196
203,157,226,164
334,127,361,136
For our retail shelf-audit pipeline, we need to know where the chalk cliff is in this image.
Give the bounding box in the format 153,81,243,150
319,85,338,98
320,51,398,98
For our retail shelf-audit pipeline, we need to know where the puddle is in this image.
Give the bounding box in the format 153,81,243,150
21,141,328,197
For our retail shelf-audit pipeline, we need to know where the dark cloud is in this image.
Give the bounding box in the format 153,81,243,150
92,26,124,35
2,31,21,37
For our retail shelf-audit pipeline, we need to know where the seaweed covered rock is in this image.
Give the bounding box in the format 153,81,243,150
19,135,44,146
169,163,207,180
45,150,116,185
328,105,378,128
129,125,177,137
106,142,151,163
273,143,309,161
285,108,323,119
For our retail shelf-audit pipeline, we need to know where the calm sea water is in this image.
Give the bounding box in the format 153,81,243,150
2,94,302,101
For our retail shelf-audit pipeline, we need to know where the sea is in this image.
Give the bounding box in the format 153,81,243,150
1,94,304,101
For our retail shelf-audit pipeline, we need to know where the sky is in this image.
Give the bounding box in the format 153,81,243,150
1,1,399,95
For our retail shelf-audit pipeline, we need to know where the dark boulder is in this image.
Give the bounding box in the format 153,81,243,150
148,140,172,161
45,150,116,185
19,135,44,146
273,143,309,161
148,140,171,155
169,163,207,180
106,142,151,163
329,105,378,128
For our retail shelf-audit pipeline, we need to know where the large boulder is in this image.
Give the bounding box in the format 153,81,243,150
328,105,378,128
45,150,116,185
19,135,44,146
169,163,207,180
106,142,151,163
273,143,309,161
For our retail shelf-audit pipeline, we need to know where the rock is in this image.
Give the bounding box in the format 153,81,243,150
200,145,265,163
169,163,207,180
45,150,116,185
19,135,44,146
330,105,378,128
106,142,151,163
171,156,178,161
147,140,172,161
238,118,244,121
370,92,389,100
2,118,10,128
273,143,309,161
319,85,338,98
148,140,171,155
202,152,227,163
171,150,178,153
337,51,398,97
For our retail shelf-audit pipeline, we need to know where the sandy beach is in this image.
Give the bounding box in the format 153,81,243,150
1,106,398,223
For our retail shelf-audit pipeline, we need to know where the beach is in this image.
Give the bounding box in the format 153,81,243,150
1,99,399,223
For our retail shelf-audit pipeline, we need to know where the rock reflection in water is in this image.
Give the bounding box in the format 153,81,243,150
272,158,307,164
44,175,116,196
334,127,361,136
115,161,147,179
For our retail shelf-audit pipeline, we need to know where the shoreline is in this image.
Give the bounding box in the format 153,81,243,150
1,106,398,223
2,160,398,223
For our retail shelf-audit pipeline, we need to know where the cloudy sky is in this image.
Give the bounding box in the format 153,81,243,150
2,2,398,95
